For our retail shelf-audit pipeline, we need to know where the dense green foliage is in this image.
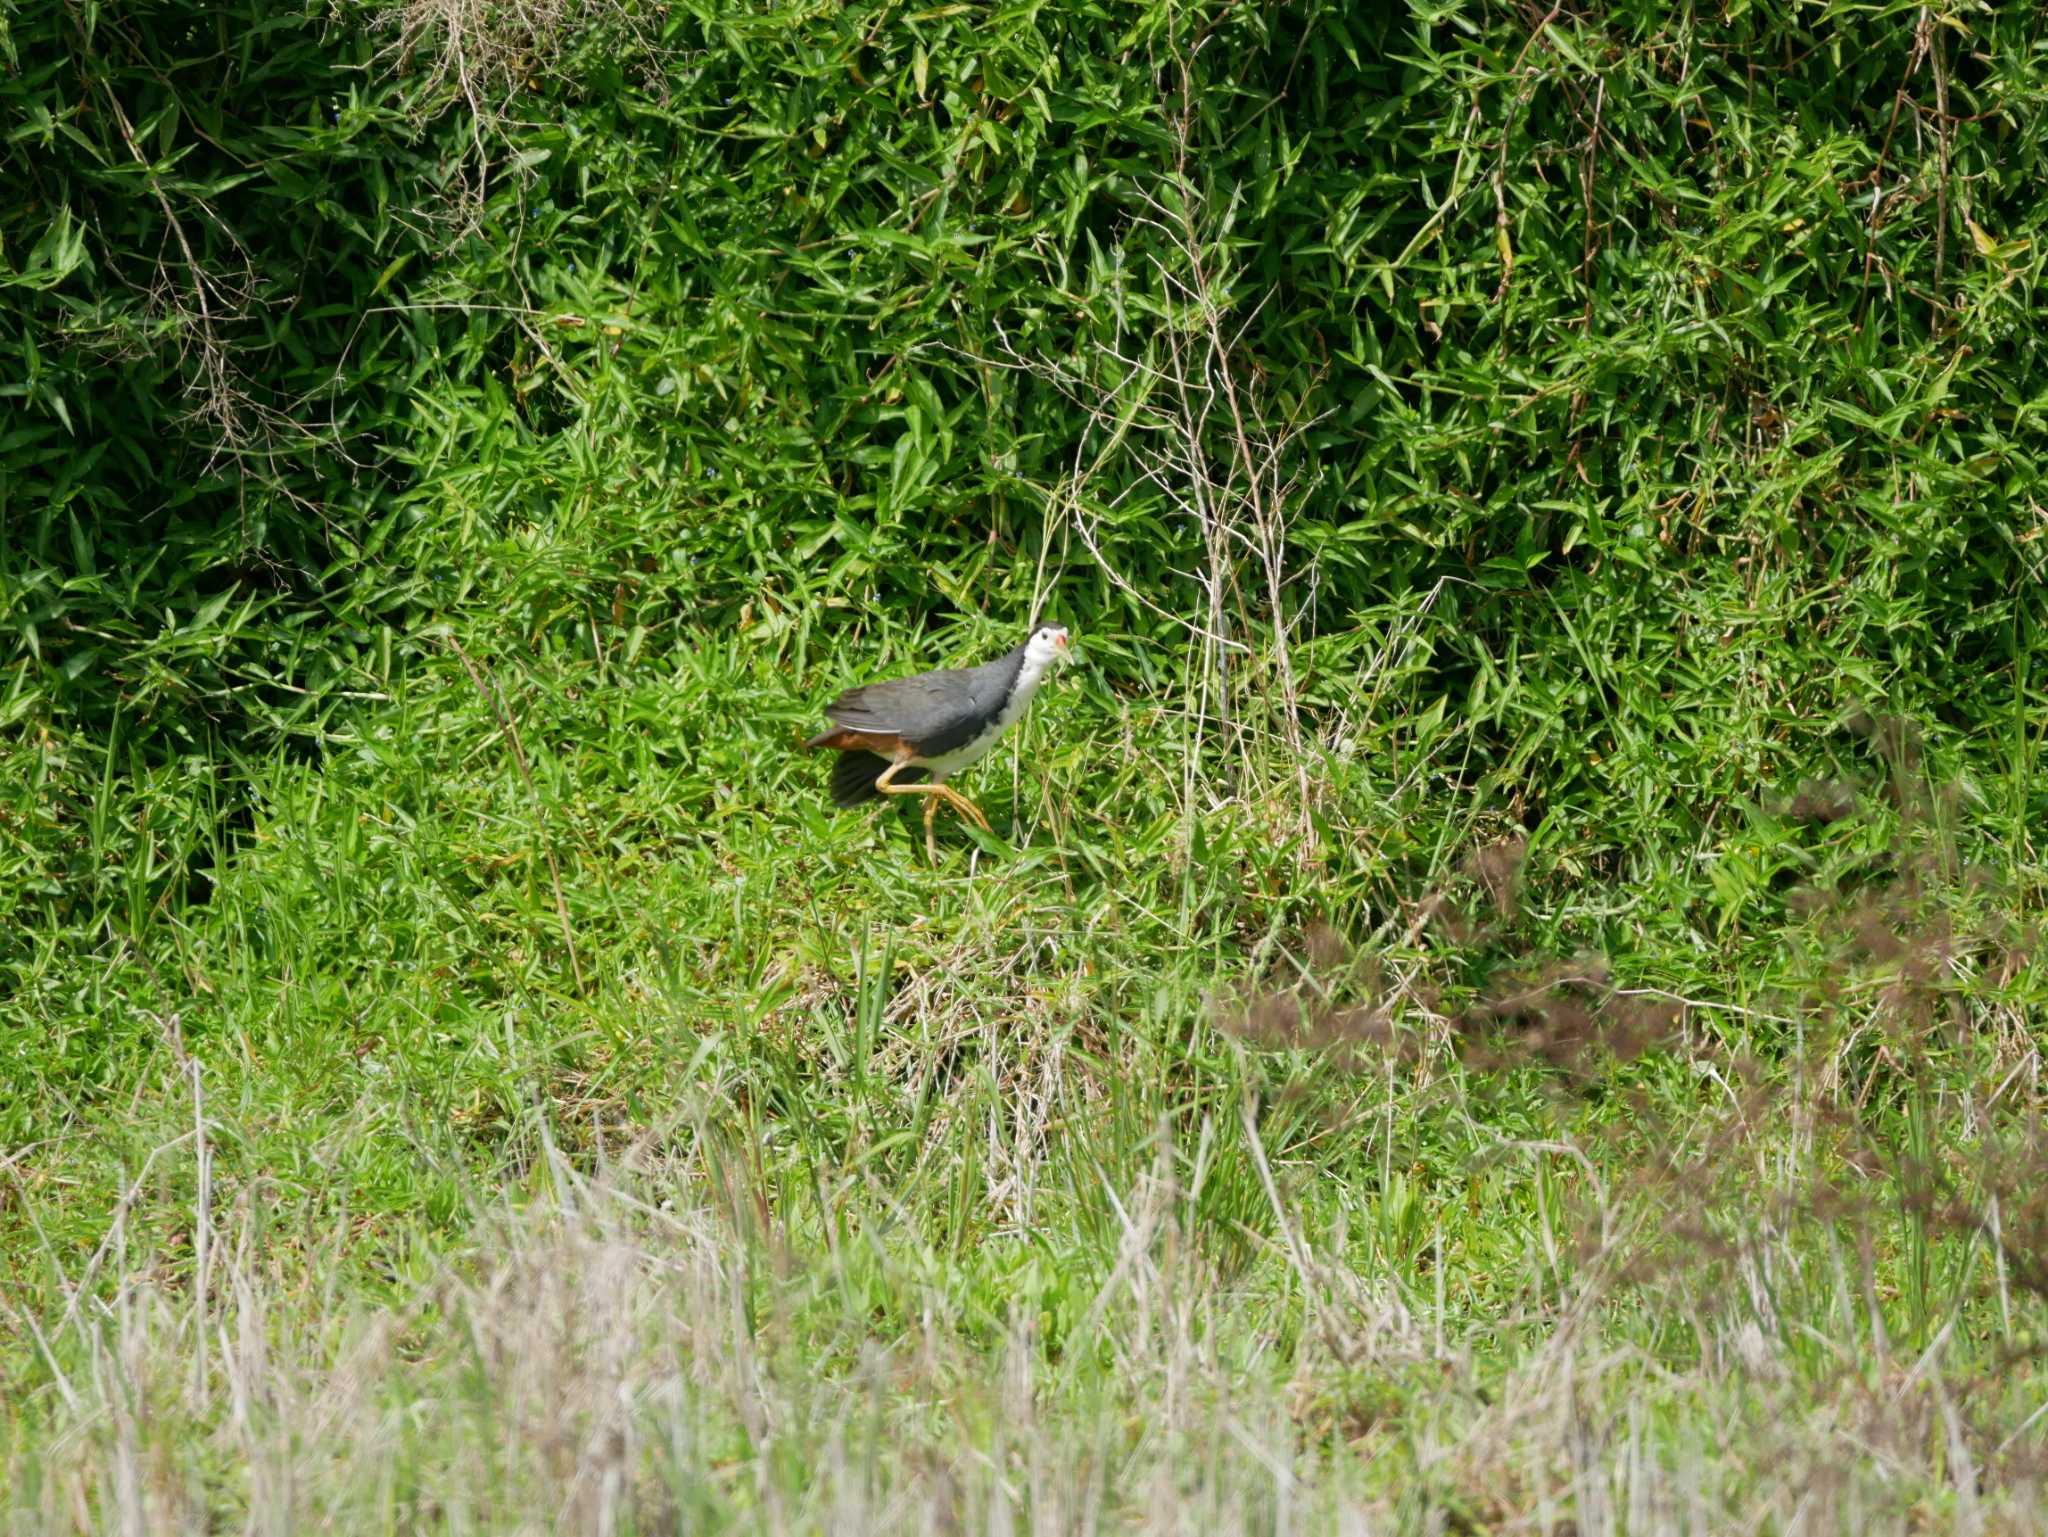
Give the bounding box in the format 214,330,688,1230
8,0,2044,906
3,0,2046,1527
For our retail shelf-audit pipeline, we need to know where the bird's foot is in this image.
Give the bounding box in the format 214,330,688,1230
942,789,992,833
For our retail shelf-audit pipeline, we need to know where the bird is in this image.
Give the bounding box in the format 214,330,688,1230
805,622,1073,861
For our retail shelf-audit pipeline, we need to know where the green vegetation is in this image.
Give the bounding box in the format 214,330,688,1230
3,0,2046,1528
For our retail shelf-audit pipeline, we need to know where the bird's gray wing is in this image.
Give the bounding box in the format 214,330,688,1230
823,665,983,739
824,646,1027,752
909,652,1027,754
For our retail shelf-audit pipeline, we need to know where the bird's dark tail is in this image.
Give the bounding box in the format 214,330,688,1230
828,750,925,808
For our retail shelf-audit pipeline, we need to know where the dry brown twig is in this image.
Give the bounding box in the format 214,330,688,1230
960,246,1326,847
368,0,677,233
1858,11,1931,318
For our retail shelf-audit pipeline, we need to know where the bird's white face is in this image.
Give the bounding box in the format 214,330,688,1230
1027,624,1073,668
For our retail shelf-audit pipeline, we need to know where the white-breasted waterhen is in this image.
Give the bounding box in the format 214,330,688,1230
805,622,1072,861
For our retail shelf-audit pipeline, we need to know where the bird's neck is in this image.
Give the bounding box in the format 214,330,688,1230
1001,644,1054,721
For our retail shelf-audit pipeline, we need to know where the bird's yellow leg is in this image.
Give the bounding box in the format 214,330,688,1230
874,763,993,858
875,761,962,863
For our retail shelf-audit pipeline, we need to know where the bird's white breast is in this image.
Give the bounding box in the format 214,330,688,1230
920,723,1006,778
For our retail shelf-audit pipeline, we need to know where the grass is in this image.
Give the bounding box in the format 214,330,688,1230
3,591,2046,1532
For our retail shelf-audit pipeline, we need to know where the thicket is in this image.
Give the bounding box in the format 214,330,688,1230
4,0,2045,995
